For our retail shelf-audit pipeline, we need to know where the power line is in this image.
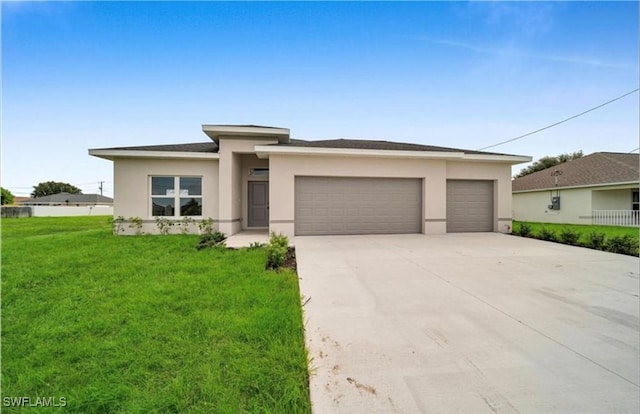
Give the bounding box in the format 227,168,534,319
478,88,639,151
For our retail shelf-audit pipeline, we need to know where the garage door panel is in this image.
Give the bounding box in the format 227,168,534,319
295,177,422,235
447,180,493,233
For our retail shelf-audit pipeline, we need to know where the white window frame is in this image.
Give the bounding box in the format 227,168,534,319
149,176,203,218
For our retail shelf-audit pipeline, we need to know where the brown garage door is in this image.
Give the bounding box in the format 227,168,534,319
295,177,422,236
446,180,494,232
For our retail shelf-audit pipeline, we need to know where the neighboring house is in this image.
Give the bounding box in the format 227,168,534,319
512,152,640,227
89,124,530,236
12,196,31,205
20,192,114,206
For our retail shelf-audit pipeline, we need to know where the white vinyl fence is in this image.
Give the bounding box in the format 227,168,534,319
1,205,113,217
592,210,640,227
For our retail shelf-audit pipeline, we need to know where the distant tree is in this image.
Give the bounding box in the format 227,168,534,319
31,181,82,198
515,151,583,178
1,187,15,205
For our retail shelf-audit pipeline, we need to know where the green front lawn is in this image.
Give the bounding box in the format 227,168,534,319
1,216,311,413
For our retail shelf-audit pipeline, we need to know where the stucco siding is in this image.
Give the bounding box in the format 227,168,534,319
113,158,219,234
269,155,513,238
592,188,634,210
512,188,592,225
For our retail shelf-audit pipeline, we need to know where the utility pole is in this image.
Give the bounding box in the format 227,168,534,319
98,181,104,196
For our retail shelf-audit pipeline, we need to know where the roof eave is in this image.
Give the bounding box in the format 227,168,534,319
254,145,530,163
202,125,290,144
88,149,220,160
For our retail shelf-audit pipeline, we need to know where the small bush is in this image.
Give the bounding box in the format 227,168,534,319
266,232,289,270
128,216,144,235
537,227,557,242
585,232,606,250
515,223,532,237
559,228,580,245
196,231,226,250
179,217,194,234
155,217,174,235
249,241,265,249
604,235,639,256
112,216,126,234
198,218,215,235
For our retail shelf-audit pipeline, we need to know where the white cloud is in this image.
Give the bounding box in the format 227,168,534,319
425,37,635,70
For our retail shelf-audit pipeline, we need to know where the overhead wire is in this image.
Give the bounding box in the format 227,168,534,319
478,88,639,151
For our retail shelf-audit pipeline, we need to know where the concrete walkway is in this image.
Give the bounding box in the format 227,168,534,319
296,234,639,413
225,230,269,248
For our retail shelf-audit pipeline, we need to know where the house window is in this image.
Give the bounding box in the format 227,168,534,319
633,190,639,211
249,167,269,177
151,176,202,217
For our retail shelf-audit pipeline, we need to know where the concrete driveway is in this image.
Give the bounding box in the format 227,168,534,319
295,233,639,413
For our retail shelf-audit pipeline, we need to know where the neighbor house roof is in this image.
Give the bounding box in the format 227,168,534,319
21,192,114,204
512,152,639,192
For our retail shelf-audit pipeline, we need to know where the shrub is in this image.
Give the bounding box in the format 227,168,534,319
112,216,126,234
537,227,557,242
559,228,580,245
266,232,289,270
198,218,215,235
604,235,639,256
179,217,194,234
128,216,144,235
515,223,532,237
196,231,226,250
585,232,606,250
155,217,174,235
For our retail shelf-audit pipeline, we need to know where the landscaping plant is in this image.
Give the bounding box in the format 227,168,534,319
266,232,289,270
559,228,580,245
537,227,558,242
605,234,640,256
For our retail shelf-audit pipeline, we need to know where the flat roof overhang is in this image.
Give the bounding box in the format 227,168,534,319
202,125,290,144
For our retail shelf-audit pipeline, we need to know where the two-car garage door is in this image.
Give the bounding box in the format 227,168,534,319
295,177,422,235
294,177,494,235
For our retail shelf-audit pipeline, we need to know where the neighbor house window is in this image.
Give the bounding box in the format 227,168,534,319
633,190,639,211
151,176,202,217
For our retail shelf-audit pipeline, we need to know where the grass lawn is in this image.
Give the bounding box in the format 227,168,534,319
1,216,311,413
513,220,639,241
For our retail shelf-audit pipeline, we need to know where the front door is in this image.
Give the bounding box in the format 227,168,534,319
248,181,269,227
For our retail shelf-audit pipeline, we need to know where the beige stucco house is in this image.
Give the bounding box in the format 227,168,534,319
512,152,639,226
89,125,530,236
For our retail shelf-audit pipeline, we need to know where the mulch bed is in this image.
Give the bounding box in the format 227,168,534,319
282,247,297,272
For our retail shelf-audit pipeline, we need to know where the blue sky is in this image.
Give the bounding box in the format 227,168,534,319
2,1,638,198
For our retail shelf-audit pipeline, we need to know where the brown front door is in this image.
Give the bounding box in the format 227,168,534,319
248,181,269,227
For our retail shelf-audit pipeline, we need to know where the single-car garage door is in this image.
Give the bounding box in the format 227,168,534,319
295,177,422,235
447,180,494,232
